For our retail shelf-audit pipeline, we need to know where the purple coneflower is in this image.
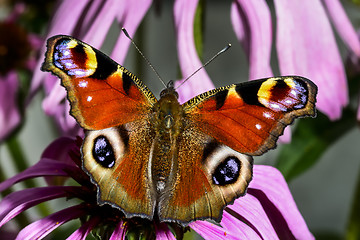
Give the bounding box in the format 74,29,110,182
0,136,313,239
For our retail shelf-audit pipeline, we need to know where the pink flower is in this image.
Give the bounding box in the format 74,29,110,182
30,0,152,136
0,137,313,239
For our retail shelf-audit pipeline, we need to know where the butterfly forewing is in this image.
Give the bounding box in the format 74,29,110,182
42,35,158,220
183,76,317,155
41,35,157,130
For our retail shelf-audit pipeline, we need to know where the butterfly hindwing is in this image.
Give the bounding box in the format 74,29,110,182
81,121,157,219
41,35,157,130
158,120,253,224
183,76,317,155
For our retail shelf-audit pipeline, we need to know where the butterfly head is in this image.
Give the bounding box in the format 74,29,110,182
159,80,179,99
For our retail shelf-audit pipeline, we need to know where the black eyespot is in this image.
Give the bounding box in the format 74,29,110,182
92,136,115,168
212,157,241,186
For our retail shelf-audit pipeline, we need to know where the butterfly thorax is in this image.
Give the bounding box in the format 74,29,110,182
150,88,184,194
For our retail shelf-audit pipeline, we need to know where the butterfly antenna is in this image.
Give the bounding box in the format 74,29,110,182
175,43,231,90
122,28,167,88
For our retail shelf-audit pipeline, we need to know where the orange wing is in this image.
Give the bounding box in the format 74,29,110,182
183,76,317,156
41,35,157,130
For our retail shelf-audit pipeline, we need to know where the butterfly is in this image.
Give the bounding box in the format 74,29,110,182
41,35,317,226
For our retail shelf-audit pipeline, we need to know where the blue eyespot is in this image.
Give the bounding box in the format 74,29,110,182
92,136,115,168
212,157,240,186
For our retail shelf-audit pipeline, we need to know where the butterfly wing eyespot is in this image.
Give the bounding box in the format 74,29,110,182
183,76,317,155
92,135,116,168
82,124,157,220
41,35,157,130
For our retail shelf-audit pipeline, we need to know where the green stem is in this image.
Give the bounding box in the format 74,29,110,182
345,166,360,240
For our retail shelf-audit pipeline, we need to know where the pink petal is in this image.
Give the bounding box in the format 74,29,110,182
0,186,80,227
231,0,273,79
15,204,87,240
67,216,101,240
0,158,77,192
29,0,90,99
224,195,279,239
109,221,126,240
111,0,153,64
274,0,348,120
0,71,21,141
154,223,176,240
79,0,105,32
82,0,120,47
41,137,76,162
249,165,314,240
40,137,78,185
219,211,262,239
190,220,239,240
323,0,360,57
173,0,214,103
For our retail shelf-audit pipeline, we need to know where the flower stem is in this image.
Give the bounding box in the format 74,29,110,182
345,166,360,240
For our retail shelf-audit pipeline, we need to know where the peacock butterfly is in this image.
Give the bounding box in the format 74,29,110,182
41,35,317,226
